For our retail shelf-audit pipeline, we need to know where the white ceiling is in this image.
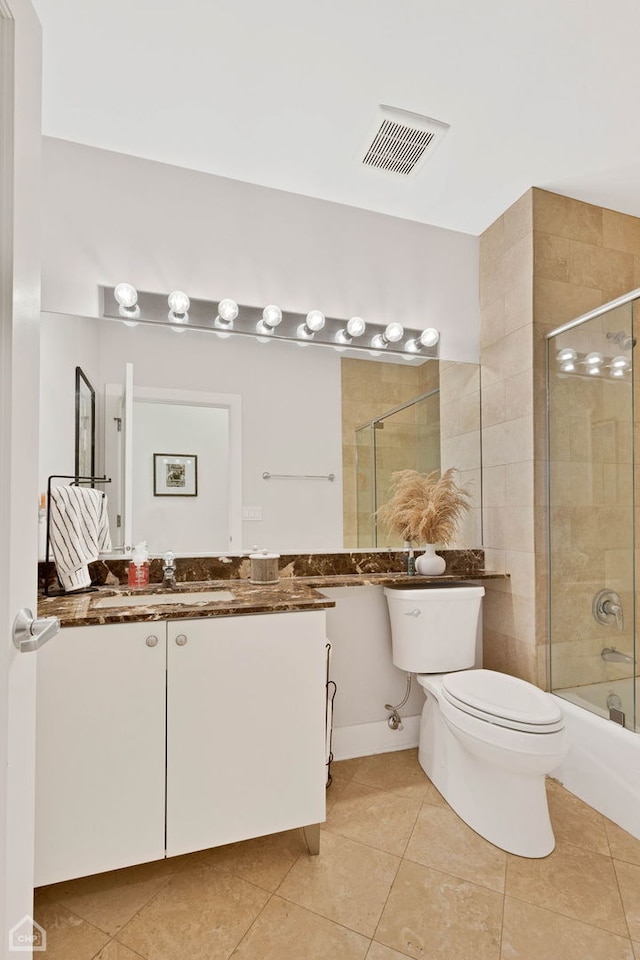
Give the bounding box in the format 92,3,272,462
32,0,640,237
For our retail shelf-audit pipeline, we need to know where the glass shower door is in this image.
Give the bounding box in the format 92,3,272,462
547,300,637,730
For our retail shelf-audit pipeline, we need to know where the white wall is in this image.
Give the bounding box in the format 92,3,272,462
132,402,229,555
41,138,480,363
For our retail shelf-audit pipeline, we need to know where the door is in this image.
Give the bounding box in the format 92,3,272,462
35,624,166,886
0,0,43,952
166,612,327,857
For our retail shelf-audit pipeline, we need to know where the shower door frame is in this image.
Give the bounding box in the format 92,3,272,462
545,286,640,726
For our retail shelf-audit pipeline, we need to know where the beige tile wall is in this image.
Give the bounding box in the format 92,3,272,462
480,187,640,688
341,358,438,547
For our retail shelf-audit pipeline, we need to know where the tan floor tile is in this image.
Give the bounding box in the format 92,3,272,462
326,777,349,811
606,820,640,866
501,896,634,960
33,898,109,960
615,859,640,941
231,895,369,960
351,748,434,802
505,841,628,936
325,780,421,856
366,943,414,960
94,941,148,960
330,757,362,782
375,859,502,960
405,804,506,893
546,779,610,855
117,862,269,960
193,828,307,892
41,858,182,936
277,829,399,937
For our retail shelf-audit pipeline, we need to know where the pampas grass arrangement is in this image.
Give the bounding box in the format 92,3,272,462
377,468,472,546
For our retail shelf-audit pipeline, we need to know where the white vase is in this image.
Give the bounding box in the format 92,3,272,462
415,544,446,576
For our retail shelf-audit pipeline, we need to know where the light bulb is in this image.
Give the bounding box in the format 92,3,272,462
306,310,325,332
557,347,577,363
560,361,575,372
348,316,366,337
588,364,601,375
114,282,138,309
114,282,140,322
406,327,440,353
384,322,404,343
419,327,439,347
611,368,624,378
262,304,283,328
335,315,366,345
214,297,238,330
297,310,325,340
585,352,603,366
371,322,404,350
218,298,238,323
611,356,628,369
256,304,283,337
168,290,190,321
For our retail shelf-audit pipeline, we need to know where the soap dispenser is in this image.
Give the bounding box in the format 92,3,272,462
128,541,150,587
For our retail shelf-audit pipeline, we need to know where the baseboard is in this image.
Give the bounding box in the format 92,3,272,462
331,715,420,761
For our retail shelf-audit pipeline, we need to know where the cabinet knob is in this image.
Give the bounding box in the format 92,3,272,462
145,635,159,647
175,634,188,646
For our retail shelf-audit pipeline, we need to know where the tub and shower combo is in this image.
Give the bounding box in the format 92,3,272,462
547,289,640,839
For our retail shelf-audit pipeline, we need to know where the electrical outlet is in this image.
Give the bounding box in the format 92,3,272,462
242,506,262,521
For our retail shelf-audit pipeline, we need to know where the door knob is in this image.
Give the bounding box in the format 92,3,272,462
13,608,60,653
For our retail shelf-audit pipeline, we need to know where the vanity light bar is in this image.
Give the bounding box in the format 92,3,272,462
100,286,440,362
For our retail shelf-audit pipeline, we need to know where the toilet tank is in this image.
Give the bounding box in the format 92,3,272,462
384,585,485,673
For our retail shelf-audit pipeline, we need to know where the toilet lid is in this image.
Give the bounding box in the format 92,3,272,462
441,670,564,732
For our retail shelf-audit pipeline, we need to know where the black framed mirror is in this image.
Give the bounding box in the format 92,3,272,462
75,366,95,482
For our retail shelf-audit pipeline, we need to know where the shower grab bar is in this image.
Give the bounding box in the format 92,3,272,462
601,647,634,665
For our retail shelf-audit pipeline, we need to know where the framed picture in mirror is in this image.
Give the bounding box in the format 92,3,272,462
75,366,95,482
154,454,198,496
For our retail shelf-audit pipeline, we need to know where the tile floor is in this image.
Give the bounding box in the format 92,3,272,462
35,749,640,960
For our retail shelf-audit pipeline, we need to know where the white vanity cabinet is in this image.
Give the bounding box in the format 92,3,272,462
166,611,327,856
35,622,167,886
35,609,327,885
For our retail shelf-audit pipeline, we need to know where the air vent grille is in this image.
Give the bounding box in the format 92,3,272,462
362,107,449,176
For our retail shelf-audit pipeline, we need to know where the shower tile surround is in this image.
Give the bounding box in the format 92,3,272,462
479,187,640,688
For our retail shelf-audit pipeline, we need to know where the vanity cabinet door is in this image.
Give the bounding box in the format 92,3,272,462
35,623,167,886
166,611,327,857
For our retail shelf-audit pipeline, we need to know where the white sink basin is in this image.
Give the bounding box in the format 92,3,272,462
94,590,235,608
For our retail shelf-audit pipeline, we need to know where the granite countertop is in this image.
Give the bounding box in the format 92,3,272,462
38,570,508,628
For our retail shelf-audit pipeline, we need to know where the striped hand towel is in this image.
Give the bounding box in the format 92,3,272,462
49,485,112,593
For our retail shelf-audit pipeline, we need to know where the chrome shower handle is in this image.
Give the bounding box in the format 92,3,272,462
593,589,624,631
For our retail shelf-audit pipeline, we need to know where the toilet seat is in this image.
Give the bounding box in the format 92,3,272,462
440,670,565,734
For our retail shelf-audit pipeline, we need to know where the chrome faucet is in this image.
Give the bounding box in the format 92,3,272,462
162,551,177,589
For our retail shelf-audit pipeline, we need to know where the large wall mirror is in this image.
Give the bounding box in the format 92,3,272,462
39,312,482,556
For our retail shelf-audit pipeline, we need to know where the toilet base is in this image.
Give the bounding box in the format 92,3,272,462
419,691,558,858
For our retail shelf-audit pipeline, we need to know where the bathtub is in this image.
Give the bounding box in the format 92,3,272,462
552,693,640,841
558,677,638,732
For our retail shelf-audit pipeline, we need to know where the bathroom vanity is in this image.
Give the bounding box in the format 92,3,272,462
34,587,331,886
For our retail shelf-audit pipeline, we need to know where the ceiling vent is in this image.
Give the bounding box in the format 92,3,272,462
362,105,449,176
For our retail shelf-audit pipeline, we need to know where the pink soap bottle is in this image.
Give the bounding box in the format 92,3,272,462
128,541,150,587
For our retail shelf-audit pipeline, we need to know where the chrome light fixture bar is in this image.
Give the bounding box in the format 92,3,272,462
100,286,440,362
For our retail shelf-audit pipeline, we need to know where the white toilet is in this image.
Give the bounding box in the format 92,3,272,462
384,584,567,858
